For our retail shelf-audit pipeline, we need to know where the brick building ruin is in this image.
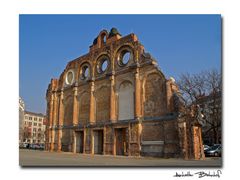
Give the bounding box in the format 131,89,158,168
45,28,204,159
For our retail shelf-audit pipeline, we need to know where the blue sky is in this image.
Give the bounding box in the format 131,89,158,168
19,15,221,114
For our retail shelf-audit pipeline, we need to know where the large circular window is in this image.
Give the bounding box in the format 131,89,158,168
118,49,132,66
122,51,131,64
80,64,91,80
65,70,74,85
101,59,108,71
97,56,110,74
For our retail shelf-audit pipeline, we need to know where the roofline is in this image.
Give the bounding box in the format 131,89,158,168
24,111,45,117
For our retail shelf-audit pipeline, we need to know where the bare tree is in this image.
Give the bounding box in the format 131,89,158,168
177,69,222,144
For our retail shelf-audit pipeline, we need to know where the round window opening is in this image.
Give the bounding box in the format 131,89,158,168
97,57,109,74
101,59,108,72
66,71,74,85
120,51,131,65
82,66,89,79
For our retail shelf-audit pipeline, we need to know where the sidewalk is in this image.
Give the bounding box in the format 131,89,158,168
19,149,222,167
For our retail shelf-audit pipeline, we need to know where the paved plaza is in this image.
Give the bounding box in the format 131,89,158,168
19,149,222,167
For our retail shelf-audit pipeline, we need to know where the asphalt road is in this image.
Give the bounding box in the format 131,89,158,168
19,149,222,167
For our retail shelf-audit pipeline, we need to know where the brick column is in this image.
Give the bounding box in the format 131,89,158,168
91,129,94,155
135,68,141,119
110,75,116,122
72,86,78,153
57,90,64,152
113,128,116,156
72,131,77,153
137,122,142,156
103,126,106,155
178,121,189,159
72,86,78,125
51,92,57,151
198,127,205,160
83,128,86,154
89,81,95,124
192,126,201,160
128,123,131,156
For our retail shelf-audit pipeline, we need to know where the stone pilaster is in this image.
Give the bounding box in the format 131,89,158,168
91,129,94,155
57,90,64,152
72,86,78,125
178,121,189,159
135,68,141,119
51,92,57,151
192,126,204,160
137,122,142,156
198,127,205,160
89,81,95,124
83,128,86,154
72,131,77,153
113,128,116,156
128,123,131,156
103,126,106,155
110,75,116,122
72,86,78,153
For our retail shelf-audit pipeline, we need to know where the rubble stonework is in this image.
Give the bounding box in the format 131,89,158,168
45,28,204,159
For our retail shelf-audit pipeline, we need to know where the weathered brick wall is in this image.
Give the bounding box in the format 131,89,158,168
144,73,167,117
95,86,110,123
63,96,73,126
163,120,180,158
140,120,180,157
54,130,58,149
129,123,140,156
84,128,92,154
61,129,71,152
142,122,164,141
105,126,113,155
141,121,164,157
78,92,90,125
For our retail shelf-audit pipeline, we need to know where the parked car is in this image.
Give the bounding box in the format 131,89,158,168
39,144,45,150
29,144,34,149
29,143,40,150
19,143,29,149
205,144,222,157
204,145,210,151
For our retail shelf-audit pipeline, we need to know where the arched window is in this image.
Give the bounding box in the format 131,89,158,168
118,81,134,120
80,63,91,80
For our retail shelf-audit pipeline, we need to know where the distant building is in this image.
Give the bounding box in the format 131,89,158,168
23,111,46,144
19,97,25,143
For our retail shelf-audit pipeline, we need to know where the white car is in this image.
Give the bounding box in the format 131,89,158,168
204,145,210,151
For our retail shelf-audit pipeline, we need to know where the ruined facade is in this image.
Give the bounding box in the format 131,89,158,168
46,28,204,159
